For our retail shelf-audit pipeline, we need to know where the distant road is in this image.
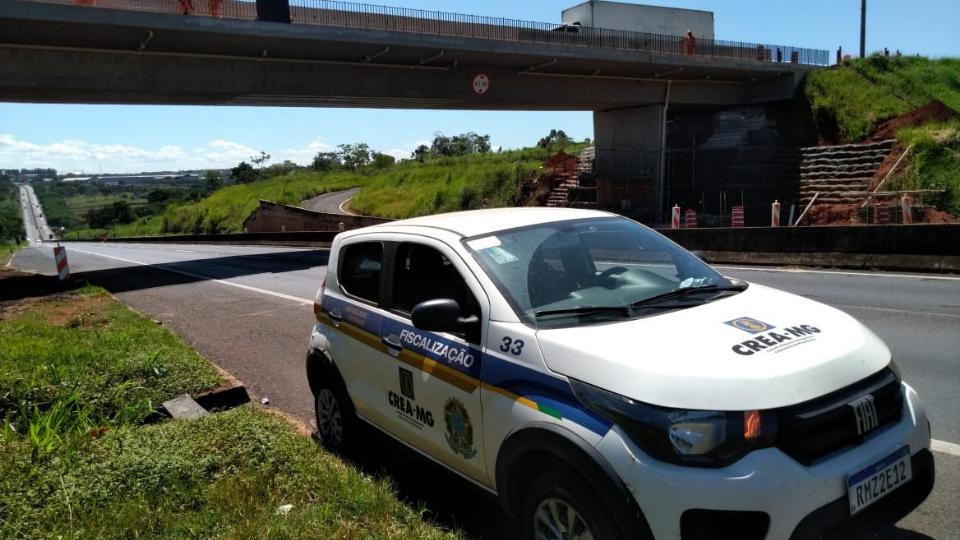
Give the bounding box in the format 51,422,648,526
299,187,360,215
8,242,958,539
16,183,53,244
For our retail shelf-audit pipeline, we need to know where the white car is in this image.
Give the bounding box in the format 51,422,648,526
306,208,933,540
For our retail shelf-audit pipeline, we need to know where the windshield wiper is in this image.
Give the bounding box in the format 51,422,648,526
631,283,748,308
534,305,636,318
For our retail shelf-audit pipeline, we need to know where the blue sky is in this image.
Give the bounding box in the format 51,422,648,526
1,0,957,173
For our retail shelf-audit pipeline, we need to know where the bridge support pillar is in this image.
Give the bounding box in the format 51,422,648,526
593,105,666,223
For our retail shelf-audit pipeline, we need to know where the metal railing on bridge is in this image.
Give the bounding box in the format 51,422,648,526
38,0,831,66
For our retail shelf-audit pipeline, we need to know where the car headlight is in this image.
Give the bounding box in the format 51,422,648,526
570,379,777,467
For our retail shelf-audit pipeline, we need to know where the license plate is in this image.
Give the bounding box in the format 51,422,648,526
847,446,912,515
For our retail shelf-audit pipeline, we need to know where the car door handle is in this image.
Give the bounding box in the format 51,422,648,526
381,334,403,351
328,308,343,324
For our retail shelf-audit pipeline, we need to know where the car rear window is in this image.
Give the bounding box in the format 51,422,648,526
338,242,382,304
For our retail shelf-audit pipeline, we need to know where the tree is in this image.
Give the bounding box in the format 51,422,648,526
337,143,371,171
411,144,429,163
537,129,572,151
371,152,396,169
250,151,271,179
311,151,341,171
263,160,299,178
429,132,491,156
231,161,257,184
203,170,223,193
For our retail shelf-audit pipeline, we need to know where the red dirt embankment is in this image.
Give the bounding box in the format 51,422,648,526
804,101,958,225
867,100,959,142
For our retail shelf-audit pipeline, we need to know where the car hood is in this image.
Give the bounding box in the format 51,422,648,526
535,283,890,410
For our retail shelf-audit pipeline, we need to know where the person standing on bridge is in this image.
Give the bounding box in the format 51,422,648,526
684,30,697,55
210,0,224,18
178,0,195,15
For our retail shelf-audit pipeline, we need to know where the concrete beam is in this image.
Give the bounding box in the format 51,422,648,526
0,0,809,109
0,45,760,110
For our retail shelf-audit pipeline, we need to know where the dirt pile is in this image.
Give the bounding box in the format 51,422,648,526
867,101,959,142
801,204,862,226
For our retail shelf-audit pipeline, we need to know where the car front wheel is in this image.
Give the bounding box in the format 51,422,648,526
522,467,626,540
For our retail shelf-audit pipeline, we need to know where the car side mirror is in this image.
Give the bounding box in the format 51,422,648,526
411,298,479,334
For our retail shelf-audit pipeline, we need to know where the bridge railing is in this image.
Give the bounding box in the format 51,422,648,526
47,0,830,66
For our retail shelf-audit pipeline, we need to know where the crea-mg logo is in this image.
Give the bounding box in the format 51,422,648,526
724,317,775,334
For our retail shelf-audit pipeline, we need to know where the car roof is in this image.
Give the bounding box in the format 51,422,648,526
363,207,614,238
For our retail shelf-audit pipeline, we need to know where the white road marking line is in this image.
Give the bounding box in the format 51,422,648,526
71,248,313,306
932,439,960,457
175,249,195,253
339,197,356,215
833,304,960,319
715,265,960,281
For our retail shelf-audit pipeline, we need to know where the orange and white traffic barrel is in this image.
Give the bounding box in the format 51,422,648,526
54,245,70,281
900,195,913,224
771,200,781,227
684,209,698,228
731,206,745,227
671,205,681,229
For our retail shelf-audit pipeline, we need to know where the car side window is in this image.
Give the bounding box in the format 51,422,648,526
338,242,383,304
392,243,480,335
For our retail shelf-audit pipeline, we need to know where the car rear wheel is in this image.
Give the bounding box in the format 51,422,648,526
313,366,359,454
522,467,626,540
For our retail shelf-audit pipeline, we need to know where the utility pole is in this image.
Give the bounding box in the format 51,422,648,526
860,0,866,58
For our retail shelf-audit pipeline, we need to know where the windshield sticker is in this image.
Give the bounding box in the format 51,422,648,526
679,277,711,289
730,324,822,356
724,317,775,334
444,397,477,459
467,236,501,250
485,246,518,264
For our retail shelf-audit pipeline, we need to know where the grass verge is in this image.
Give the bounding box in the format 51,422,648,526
893,122,960,216
0,286,456,539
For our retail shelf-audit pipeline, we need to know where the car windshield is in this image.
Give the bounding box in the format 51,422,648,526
464,217,733,327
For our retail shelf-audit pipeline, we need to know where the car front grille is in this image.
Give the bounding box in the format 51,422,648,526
775,368,903,465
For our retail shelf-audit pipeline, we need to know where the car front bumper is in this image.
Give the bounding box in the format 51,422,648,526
596,383,933,540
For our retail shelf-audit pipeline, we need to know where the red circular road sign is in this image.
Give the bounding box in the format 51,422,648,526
472,73,491,95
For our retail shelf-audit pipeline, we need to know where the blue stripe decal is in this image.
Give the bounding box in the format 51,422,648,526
381,317,483,379
318,295,610,436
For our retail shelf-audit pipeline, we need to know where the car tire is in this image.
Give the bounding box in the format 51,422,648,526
313,365,360,454
522,466,627,540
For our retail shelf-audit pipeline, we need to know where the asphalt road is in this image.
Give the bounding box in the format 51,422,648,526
300,187,360,215
15,183,53,244
8,242,959,539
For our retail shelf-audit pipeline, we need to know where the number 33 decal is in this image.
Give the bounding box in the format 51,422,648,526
500,337,524,355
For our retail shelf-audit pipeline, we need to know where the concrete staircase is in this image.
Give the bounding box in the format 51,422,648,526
545,147,596,207
799,139,895,205
545,169,579,207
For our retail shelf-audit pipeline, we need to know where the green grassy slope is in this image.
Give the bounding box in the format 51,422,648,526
805,56,960,216
805,56,960,142
0,287,456,538
158,171,363,234
350,146,564,219
0,180,25,255
150,145,579,235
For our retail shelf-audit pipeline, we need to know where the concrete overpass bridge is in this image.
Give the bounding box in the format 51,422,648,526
0,0,829,220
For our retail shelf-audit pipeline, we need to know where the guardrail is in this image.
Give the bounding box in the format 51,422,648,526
39,0,830,65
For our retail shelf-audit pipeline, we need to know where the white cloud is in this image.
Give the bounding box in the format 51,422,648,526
277,138,333,163
0,134,438,173
0,135,344,173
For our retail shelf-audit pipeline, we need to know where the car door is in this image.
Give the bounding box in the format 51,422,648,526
377,238,490,483
318,239,394,429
